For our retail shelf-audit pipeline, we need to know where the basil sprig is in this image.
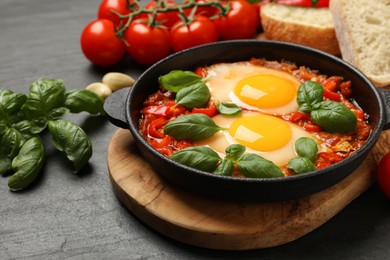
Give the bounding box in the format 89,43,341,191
295,137,318,162
0,78,104,191
159,70,213,110
297,80,357,133
164,114,225,141
287,137,318,174
171,143,284,178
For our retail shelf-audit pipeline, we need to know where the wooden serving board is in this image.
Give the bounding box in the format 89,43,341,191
107,128,390,250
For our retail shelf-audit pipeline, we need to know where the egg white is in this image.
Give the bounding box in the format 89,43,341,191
205,62,301,115
194,112,317,167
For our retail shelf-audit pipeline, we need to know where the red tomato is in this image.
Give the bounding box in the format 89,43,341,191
213,0,259,40
80,19,125,67
183,0,218,17
144,0,180,28
170,16,218,52
252,0,270,29
124,20,171,65
98,0,132,26
377,152,390,199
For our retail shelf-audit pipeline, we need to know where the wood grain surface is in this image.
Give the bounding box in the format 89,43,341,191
107,128,390,250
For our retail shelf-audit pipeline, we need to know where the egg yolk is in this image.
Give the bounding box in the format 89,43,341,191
234,74,297,109
228,115,292,152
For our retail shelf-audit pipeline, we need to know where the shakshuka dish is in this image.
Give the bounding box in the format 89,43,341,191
138,58,371,178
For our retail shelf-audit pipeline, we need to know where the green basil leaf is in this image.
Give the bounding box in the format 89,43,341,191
287,157,317,174
65,89,105,115
225,144,246,161
237,154,284,178
0,122,7,137
159,70,203,93
295,137,318,162
164,114,224,141
8,137,45,191
22,78,66,118
46,107,69,120
217,102,242,116
0,128,25,159
12,120,35,140
48,119,92,173
30,117,48,134
213,159,234,176
297,81,323,114
170,146,221,172
0,158,12,176
310,101,357,133
175,82,211,108
0,89,27,123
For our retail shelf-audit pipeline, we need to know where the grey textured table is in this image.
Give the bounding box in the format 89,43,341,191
1,0,390,259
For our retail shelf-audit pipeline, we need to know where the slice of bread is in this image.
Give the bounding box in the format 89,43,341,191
330,0,390,87
260,3,341,56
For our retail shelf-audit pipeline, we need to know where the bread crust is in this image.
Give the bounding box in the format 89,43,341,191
260,4,341,56
330,0,390,87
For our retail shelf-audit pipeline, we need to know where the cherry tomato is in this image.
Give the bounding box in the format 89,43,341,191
144,0,180,28
124,20,171,65
98,0,132,26
80,19,126,67
377,152,390,199
213,0,259,40
170,16,218,52
183,0,218,18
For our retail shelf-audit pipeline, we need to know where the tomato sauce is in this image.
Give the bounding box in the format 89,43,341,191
138,58,372,176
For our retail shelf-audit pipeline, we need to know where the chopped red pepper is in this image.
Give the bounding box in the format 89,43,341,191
148,117,168,139
304,123,322,132
142,105,172,118
351,109,365,121
317,152,344,164
323,76,343,92
340,81,352,98
195,66,207,78
192,103,218,117
290,111,310,123
323,87,341,101
316,162,332,169
150,135,172,149
176,140,193,150
156,147,174,157
169,104,187,117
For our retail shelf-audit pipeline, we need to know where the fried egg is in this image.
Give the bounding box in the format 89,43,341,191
205,62,301,115
194,112,317,167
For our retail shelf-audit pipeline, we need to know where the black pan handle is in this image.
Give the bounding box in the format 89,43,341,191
103,87,130,129
378,88,390,130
